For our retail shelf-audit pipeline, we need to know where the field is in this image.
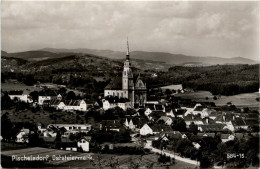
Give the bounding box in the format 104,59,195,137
175,91,259,108
1,81,84,96
2,108,86,127
1,147,197,169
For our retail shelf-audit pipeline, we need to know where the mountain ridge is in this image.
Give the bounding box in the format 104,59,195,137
1,48,257,65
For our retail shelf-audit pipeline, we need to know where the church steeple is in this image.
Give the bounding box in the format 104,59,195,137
126,37,130,60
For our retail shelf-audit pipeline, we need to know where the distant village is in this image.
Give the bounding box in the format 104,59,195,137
1,42,259,168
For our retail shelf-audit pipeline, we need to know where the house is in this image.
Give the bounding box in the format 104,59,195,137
47,124,92,133
192,142,201,149
184,114,203,127
148,111,166,121
8,90,31,103
159,131,182,141
140,124,173,136
63,100,87,111
200,108,213,118
191,104,205,116
221,134,235,143
156,116,173,125
16,128,30,143
102,97,131,111
198,124,226,132
231,117,248,130
100,120,124,132
124,118,135,130
175,108,186,118
140,124,153,135
144,108,153,116
215,113,235,125
166,109,175,118
77,136,91,152
208,111,218,120
38,90,59,105
197,133,215,138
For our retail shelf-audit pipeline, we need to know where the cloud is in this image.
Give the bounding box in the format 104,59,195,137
1,1,259,60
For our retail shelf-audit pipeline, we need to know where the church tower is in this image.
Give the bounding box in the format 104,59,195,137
122,38,134,102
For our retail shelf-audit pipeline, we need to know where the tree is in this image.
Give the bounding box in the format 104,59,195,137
66,91,76,100
171,117,187,132
165,89,172,96
189,122,198,135
29,91,39,102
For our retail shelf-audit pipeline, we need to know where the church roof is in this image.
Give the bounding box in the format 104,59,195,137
104,77,122,90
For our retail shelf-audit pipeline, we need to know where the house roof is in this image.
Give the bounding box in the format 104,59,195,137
101,120,122,128
150,124,173,133
244,119,259,126
104,77,122,90
179,102,197,108
202,118,215,124
197,133,215,138
215,113,235,122
64,100,83,106
157,116,171,123
9,90,24,95
175,109,186,116
231,117,246,126
194,106,205,111
209,111,218,117
184,114,202,121
160,131,182,140
200,124,225,132
221,134,233,139
105,96,130,103
235,133,245,139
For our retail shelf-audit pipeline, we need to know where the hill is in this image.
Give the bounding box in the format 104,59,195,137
40,48,257,65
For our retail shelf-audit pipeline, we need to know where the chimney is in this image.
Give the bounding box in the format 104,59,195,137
114,120,115,124
192,116,194,120
233,116,235,120
206,118,209,124
223,115,226,122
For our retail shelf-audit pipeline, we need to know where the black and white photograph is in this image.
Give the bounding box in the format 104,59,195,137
1,1,259,168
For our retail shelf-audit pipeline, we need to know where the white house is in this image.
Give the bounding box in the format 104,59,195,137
140,124,153,136
102,99,131,111
38,90,58,105
77,136,91,152
221,134,235,143
63,100,87,111
48,124,92,132
8,90,31,103
166,110,175,118
16,128,30,143
144,108,153,117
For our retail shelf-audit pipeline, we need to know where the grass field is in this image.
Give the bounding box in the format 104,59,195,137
175,91,259,108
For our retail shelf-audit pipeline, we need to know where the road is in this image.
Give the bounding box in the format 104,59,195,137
145,142,222,169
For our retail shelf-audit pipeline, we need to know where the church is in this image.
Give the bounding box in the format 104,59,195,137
104,40,147,107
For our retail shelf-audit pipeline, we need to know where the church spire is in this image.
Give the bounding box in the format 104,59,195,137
126,37,130,60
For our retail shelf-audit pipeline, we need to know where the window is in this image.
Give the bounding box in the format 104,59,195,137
69,127,72,129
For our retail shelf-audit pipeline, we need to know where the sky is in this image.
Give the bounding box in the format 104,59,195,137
1,1,259,60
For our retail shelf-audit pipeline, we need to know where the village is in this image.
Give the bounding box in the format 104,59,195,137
1,45,259,169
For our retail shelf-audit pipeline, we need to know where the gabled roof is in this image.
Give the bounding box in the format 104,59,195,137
231,117,246,126
200,124,226,132
150,124,173,133
160,131,182,140
184,114,202,121
64,100,82,106
9,90,24,95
